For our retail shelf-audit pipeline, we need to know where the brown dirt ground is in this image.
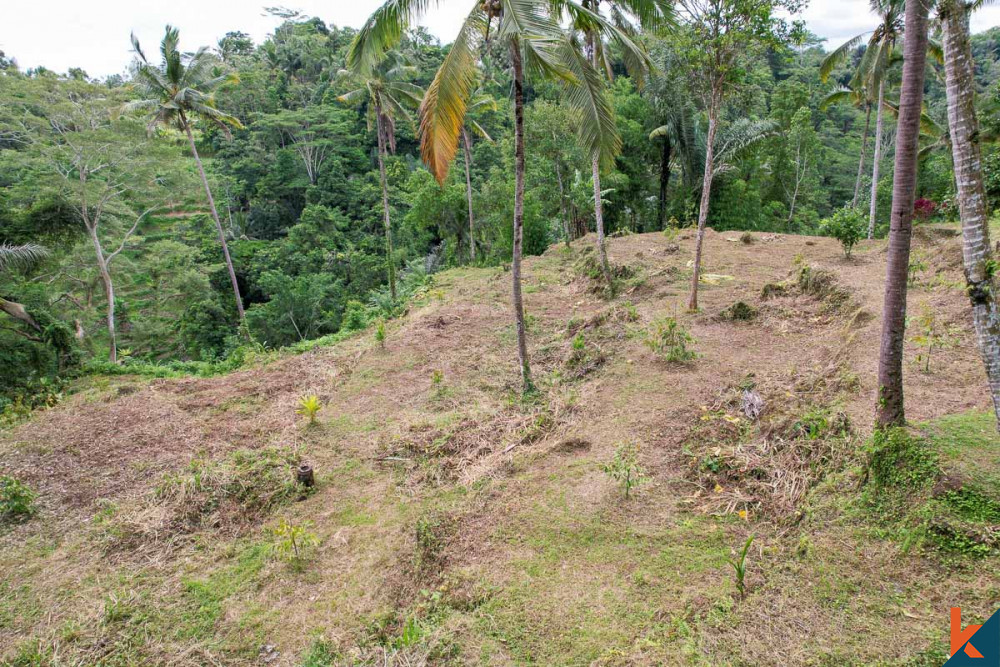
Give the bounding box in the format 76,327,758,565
1,227,995,666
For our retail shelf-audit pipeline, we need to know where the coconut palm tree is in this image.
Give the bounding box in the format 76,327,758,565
348,0,621,394
874,0,931,429
938,0,1000,429
552,0,672,292
0,243,48,333
821,0,904,239
460,91,497,263
821,82,876,209
126,26,246,322
338,51,424,301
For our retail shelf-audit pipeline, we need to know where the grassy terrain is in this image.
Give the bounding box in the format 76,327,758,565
2,227,999,666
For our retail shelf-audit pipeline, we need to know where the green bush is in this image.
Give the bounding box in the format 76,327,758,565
644,317,697,363
821,207,866,257
0,475,37,523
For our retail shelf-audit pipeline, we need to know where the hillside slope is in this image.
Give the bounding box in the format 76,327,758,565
2,228,999,666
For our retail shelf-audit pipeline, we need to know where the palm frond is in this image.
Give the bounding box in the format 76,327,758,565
559,35,621,169
0,243,49,272
346,0,436,73
819,31,868,82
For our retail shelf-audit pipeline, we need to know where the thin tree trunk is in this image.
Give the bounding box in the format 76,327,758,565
586,33,614,294
375,107,397,301
942,0,1000,430
462,128,476,263
86,224,117,364
854,102,873,209
555,159,571,247
183,118,245,322
511,39,533,394
868,80,886,239
688,103,718,312
658,136,672,230
875,0,930,429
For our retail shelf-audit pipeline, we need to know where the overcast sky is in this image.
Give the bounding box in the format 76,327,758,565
3,0,999,78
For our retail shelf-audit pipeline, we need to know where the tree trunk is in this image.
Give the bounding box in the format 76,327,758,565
853,102,873,209
868,80,886,239
555,159,571,247
658,136,672,230
375,107,397,301
511,39,533,394
183,118,245,322
688,104,718,312
875,0,930,429
0,298,41,332
587,32,614,294
462,128,476,263
942,0,1000,430
86,224,117,364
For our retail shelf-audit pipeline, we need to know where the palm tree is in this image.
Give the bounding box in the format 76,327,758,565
460,91,497,263
939,0,1000,429
126,26,246,322
821,82,876,209
0,243,48,333
821,0,904,239
553,0,672,292
348,0,621,394
874,0,931,429
339,52,424,301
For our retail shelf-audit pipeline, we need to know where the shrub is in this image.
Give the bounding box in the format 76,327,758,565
297,395,322,425
374,319,386,349
270,517,319,563
644,317,697,363
0,475,37,523
821,207,866,257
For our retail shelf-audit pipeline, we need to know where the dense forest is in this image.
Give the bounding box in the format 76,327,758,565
2,5,1000,409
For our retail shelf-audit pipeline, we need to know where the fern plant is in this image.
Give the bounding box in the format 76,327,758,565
296,395,322,425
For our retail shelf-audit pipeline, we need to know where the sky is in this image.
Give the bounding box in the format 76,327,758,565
2,0,999,78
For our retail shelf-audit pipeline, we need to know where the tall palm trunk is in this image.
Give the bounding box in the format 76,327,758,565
375,105,397,301
511,39,533,394
688,102,718,312
853,102,873,209
461,128,476,263
586,33,614,294
942,0,1000,429
868,80,886,238
182,117,245,322
875,0,930,429
658,136,672,230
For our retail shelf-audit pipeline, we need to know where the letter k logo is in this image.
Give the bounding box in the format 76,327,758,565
953,608,986,659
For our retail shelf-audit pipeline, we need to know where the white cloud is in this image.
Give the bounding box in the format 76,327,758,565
2,0,998,77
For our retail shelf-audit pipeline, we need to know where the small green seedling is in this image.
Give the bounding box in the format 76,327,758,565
431,370,444,387
0,475,37,523
374,319,386,349
644,317,697,363
728,534,755,600
572,332,586,352
271,517,319,562
296,395,322,425
602,442,649,499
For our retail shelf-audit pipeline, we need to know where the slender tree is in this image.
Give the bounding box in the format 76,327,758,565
461,92,497,263
875,0,931,429
939,0,1000,429
348,0,621,394
126,26,246,322
339,52,424,301
821,83,875,209
676,0,794,311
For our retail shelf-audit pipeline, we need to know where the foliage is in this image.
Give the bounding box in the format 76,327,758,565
296,395,322,425
821,207,867,257
644,317,697,362
727,535,755,599
271,517,320,563
602,442,649,499
0,475,37,523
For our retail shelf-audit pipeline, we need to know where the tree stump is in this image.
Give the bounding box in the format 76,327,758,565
296,464,315,488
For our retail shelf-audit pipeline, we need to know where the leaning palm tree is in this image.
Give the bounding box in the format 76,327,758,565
338,52,424,301
821,0,904,239
938,0,1000,429
348,0,621,394
460,91,497,263
126,26,246,322
552,0,673,293
0,243,48,333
